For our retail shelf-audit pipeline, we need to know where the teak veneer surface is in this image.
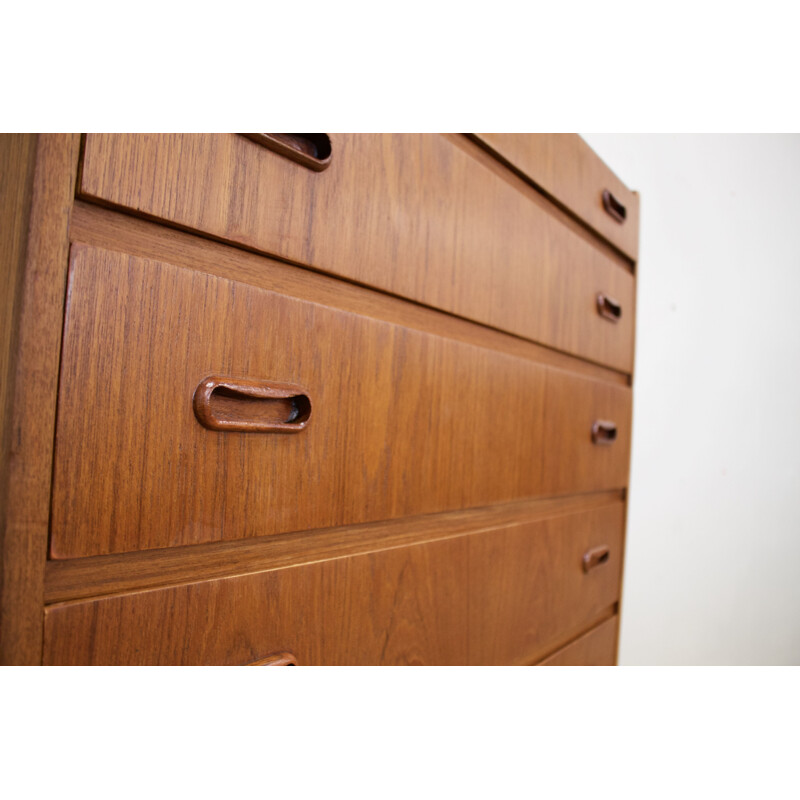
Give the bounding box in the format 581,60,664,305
0,134,80,664
46,535,469,666
469,502,624,665
44,502,624,665
68,202,629,387
473,133,640,262
542,370,632,494
1,133,638,666
0,135,37,664
45,492,624,603
537,615,619,666
0,135,36,466
50,245,632,558
79,133,636,373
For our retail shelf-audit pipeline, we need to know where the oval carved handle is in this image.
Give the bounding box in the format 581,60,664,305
591,420,617,445
193,376,312,433
583,545,610,573
249,651,298,666
602,189,627,223
241,133,332,171
596,292,622,322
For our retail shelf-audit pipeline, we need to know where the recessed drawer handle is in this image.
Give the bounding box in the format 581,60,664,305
193,376,312,433
596,292,622,322
241,133,332,171
249,651,298,666
591,420,617,445
602,189,627,223
583,545,610,573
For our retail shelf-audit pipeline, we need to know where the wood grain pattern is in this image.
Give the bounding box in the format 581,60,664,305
45,535,470,666
473,133,640,262
79,133,635,372
445,134,632,272
0,135,37,664
541,370,632,495
1,133,637,667
0,134,80,664
0,136,37,468
45,491,624,603
50,245,632,558
468,502,624,665
43,502,624,665
537,615,619,666
69,201,629,387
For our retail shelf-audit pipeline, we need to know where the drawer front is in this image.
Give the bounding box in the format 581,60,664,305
537,616,619,665
44,536,470,665
43,502,623,665
469,503,624,665
542,370,632,495
475,133,640,261
79,133,635,373
51,246,632,558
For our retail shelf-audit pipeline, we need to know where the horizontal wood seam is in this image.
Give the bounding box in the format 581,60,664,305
68,201,631,386
462,134,637,272
45,490,625,605
529,606,619,665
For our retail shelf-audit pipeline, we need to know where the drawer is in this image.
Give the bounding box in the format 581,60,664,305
43,502,623,665
45,536,470,665
474,133,640,262
541,370,632,495
50,245,632,558
469,503,624,665
537,615,619,666
79,133,635,373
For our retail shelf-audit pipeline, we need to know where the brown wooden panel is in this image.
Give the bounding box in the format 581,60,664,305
51,246,632,558
0,135,37,469
80,133,635,372
538,616,619,666
45,492,624,604
0,135,80,664
469,503,624,665
69,201,629,388
542,369,632,495
474,133,640,261
52,245,546,557
0,134,37,664
44,501,623,665
44,536,470,665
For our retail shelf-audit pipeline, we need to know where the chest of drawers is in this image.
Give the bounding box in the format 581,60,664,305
0,133,638,665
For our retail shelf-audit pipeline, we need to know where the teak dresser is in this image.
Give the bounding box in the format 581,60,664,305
0,133,638,665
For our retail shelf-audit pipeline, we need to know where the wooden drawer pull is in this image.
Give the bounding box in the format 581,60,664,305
193,376,311,433
242,133,332,171
583,545,610,573
249,651,298,666
596,292,622,322
602,189,627,223
591,420,617,445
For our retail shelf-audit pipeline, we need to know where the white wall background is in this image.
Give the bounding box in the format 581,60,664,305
581,134,800,665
